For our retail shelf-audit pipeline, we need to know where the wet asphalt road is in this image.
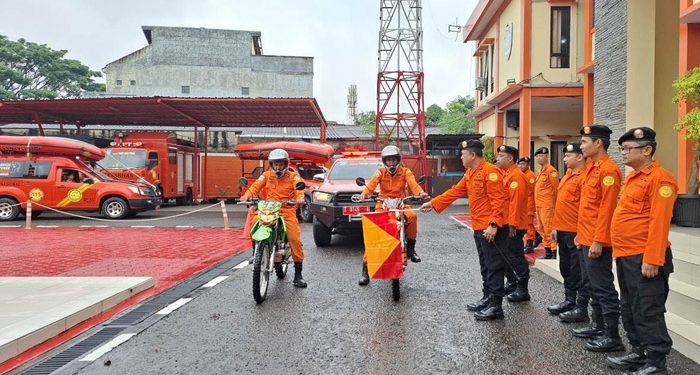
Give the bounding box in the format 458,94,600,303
75,205,700,374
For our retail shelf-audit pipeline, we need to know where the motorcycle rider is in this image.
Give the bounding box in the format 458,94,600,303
239,149,308,288
357,145,429,286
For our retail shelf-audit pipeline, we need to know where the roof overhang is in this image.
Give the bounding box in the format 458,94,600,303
463,0,508,42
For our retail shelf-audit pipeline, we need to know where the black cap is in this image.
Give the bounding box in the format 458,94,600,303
618,127,656,145
563,142,583,154
534,147,549,156
460,139,484,151
497,145,519,161
517,157,530,164
580,125,613,140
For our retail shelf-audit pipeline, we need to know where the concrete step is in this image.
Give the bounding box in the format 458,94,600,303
671,250,700,288
534,259,699,364
669,227,700,256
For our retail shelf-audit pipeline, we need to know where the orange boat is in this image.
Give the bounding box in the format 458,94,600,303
0,136,105,161
234,141,335,164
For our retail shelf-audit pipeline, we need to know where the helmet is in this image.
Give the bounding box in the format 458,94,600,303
268,149,289,178
381,145,401,175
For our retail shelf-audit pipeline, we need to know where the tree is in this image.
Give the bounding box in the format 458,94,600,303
355,110,377,134
673,67,700,194
426,104,444,127
0,34,104,100
437,96,476,134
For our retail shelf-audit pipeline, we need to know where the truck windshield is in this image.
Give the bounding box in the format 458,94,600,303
328,160,383,181
102,150,147,170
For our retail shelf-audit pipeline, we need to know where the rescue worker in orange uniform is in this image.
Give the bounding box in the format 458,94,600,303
575,125,623,352
605,127,676,374
421,139,508,321
357,145,428,286
548,142,588,320
496,145,531,302
534,147,559,259
240,149,308,288
517,157,537,254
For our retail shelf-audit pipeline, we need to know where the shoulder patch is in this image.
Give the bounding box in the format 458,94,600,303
658,185,673,198
550,172,558,178
529,178,535,184
510,181,518,189
488,172,498,181
602,175,615,187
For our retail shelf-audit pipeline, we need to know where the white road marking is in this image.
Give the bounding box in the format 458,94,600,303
130,225,155,228
233,261,249,270
36,225,59,228
155,298,193,315
80,225,108,228
200,276,229,288
80,333,136,362
0,225,21,228
449,216,473,231
176,225,193,228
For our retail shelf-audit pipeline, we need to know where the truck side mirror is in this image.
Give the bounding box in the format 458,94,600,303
239,177,248,187
355,177,366,187
313,173,325,182
295,181,306,190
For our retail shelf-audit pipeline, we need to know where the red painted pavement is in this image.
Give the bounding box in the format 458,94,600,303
0,228,250,373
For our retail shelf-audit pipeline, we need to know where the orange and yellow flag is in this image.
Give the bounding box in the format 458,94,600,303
361,211,403,279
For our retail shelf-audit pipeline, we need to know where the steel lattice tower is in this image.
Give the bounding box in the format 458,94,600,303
376,0,427,175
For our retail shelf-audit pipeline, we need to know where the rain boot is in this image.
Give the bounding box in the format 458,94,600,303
293,262,307,288
358,262,370,286
406,239,421,263
474,296,504,321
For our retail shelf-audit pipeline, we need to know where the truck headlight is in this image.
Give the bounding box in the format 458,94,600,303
128,186,148,196
313,191,333,203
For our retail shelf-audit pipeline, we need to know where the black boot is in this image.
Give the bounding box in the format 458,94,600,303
559,306,589,323
358,263,370,286
474,296,504,321
524,240,534,254
606,347,647,371
504,280,517,295
534,233,543,247
467,294,490,312
548,299,576,315
293,262,307,288
551,250,557,259
623,354,667,375
585,319,625,352
406,239,421,263
572,315,604,338
507,280,531,303
539,249,553,259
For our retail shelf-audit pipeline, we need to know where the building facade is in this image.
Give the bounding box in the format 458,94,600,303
104,26,313,99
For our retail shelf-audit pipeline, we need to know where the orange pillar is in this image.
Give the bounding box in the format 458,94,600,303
678,4,700,193
495,111,505,149
519,88,531,156
583,73,594,126
521,0,532,82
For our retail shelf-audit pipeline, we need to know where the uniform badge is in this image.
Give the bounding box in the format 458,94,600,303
550,172,558,178
499,146,506,152
634,128,644,139
583,126,591,134
510,181,518,189
488,172,498,181
566,144,574,152
602,175,615,187
29,188,44,201
461,140,468,148
529,178,535,184
658,185,673,198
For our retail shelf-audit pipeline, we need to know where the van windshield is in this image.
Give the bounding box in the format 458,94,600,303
328,160,383,181
101,150,147,170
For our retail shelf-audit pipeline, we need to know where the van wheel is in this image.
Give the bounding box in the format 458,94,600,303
313,217,332,247
0,198,20,221
102,197,129,219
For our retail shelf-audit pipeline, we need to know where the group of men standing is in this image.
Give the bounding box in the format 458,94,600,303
421,124,677,375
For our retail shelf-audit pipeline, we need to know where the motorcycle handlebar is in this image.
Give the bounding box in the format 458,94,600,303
237,199,298,207
350,194,429,204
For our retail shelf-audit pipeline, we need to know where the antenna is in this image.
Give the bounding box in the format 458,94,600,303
347,84,358,124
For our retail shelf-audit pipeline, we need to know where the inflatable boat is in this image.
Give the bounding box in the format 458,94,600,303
234,141,335,163
0,136,106,161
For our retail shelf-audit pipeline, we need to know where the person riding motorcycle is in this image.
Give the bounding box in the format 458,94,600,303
239,149,308,288
357,145,429,286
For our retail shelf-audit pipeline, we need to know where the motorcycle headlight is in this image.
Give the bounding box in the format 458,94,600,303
313,191,333,203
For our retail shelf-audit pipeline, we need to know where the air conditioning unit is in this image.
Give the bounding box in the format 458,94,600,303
506,109,520,130
475,77,487,92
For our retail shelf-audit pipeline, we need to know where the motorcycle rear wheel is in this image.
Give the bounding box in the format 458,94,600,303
252,241,271,304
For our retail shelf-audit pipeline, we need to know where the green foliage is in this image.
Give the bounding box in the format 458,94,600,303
426,104,443,127
0,34,104,99
673,67,700,194
437,96,476,135
675,108,700,141
355,110,377,134
481,136,494,162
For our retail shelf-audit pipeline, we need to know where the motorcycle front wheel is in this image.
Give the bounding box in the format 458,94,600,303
252,241,271,304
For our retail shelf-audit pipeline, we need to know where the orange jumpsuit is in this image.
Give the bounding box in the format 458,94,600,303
535,163,559,251
361,166,424,261
523,169,537,241
243,170,305,262
577,154,621,247
611,161,677,265
503,165,529,230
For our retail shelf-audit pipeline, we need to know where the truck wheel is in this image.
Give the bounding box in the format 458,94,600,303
299,197,313,223
0,198,20,221
176,188,193,206
102,197,129,219
313,217,332,247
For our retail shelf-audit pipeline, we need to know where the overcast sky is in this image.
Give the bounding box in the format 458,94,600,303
2,0,478,123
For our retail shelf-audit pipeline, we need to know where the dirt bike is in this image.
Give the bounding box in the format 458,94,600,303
354,177,426,301
238,178,305,304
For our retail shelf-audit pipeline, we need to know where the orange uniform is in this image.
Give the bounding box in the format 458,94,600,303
552,168,583,233
576,154,621,247
243,170,305,262
535,163,559,250
503,165,529,230
523,169,537,241
611,161,677,266
432,160,506,230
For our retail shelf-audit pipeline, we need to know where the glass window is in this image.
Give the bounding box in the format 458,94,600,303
181,85,190,94
101,150,147,170
116,80,122,86
0,161,52,179
130,80,136,86
241,87,250,96
550,7,571,68
295,165,325,180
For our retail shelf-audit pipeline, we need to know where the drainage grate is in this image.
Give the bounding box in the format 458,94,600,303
107,303,165,326
22,327,124,375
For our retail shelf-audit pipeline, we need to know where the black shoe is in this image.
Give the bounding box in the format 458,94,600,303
534,233,543,247
607,349,647,371
358,263,369,286
572,324,604,339
559,307,590,323
586,336,625,352
551,251,557,259
474,298,504,321
406,239,421,263
548,300,575,315
524,240,534,254
623,357,667,375
293,262,307,288
507,289,531,302
504,281,517,295
467,295,489,311
539,249,553,259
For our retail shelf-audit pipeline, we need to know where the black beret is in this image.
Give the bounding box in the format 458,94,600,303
517,157,530,164
618,127,656,145
534,147,549,156
497,145,519,161
460,139,484,151
563,142,583,154
580,125,613,139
